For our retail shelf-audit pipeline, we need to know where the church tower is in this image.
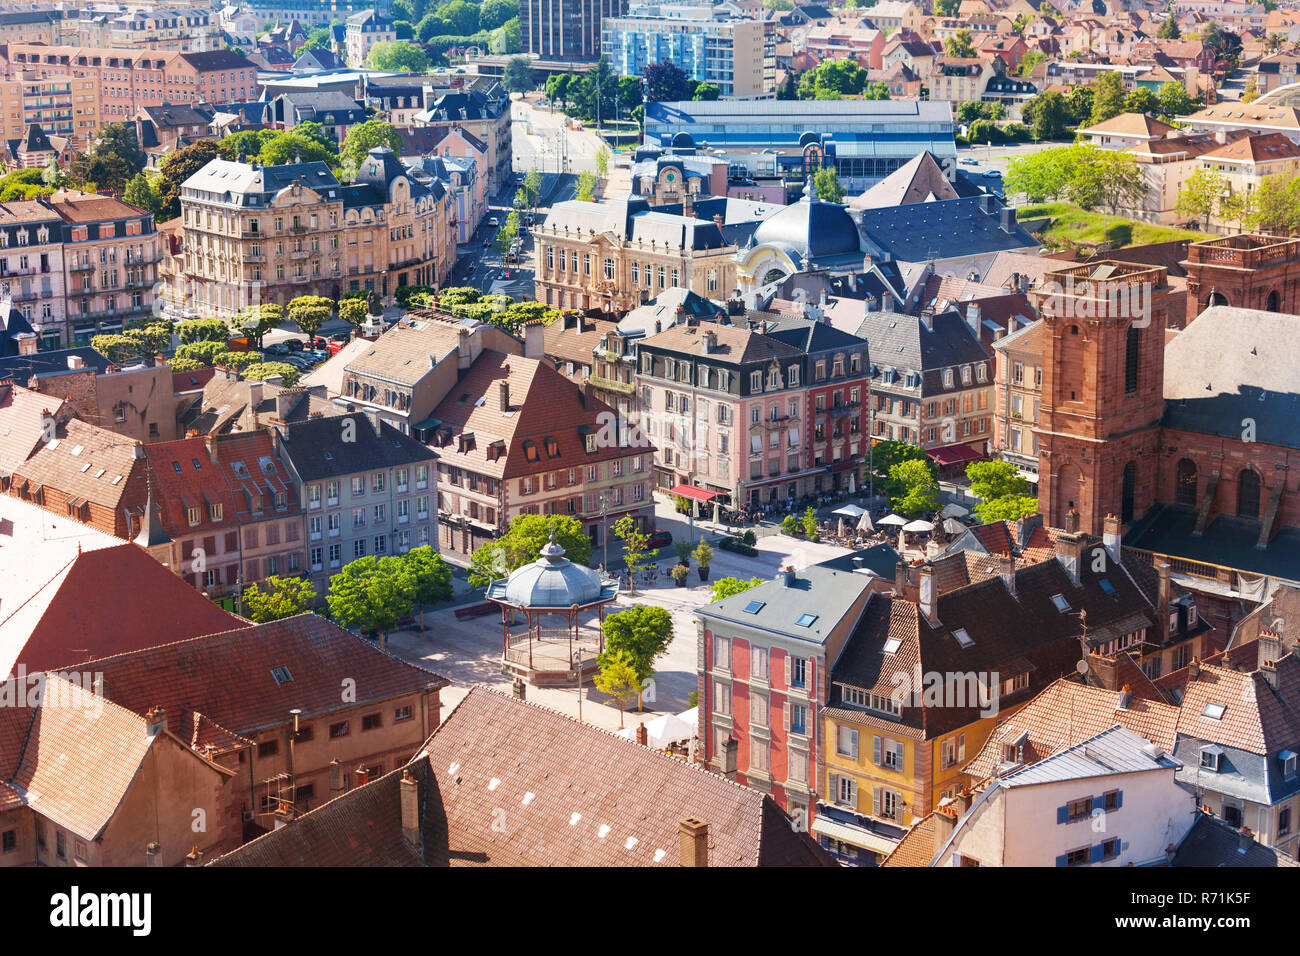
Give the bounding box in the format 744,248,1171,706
1034,262,1167,536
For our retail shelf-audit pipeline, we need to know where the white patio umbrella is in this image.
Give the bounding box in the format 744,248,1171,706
903,518,934,533
833,504,867,518
943,517,967,535
857,512,875,532
615,726,636,741
837,516,846,537
645,712,694,748
676,706,698,735
940,502,970,518
878,513,909,527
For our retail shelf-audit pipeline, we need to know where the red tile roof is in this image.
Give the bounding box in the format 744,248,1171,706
1,542,247,675
142,435,243,539
881,813,937,866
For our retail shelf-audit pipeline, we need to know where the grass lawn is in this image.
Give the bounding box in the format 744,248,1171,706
1018,202,1211,249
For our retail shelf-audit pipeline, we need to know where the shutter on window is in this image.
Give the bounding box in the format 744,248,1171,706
783,701,790,732
850,729,859,760
958,733,966,762
784,652,791,688
872,786,881,817
1056,853,1068,867
1092,795,1106,813
893,741,905,767
1089,843,1104,863
873,735,882,766
849,778,858,807
808,657,816,702
829,771,839,801
1057,805,1069,824
1115,790,1123,809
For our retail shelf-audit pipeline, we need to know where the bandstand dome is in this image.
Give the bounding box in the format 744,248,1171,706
488,534,613,608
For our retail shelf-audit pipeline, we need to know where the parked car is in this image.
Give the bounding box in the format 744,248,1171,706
307,336,328,350
330,332,352,343
285,338,304,352
487,216,499,227
264,342,290,356
647,530,673,549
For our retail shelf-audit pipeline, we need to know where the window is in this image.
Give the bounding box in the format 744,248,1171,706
878,788,900,821
1050,594,1070,612
836,724,859,758
1200,746,1222,771
789,703,807,735
790,656,806,688
1202,702,1226,720
257,740,279,757
836,775,857,806
1066,797,1092,822
751,644,769,680
796,613,818,627
751,693,768,726
394,705,413,722
329,721,350,739
750,739,769,773
713,680,731,716
940,733,966,769
876,736,904,769
361,712,382,731
1,830,14,853
56,831,66,859
1063,846,1090,867
713,635,731,671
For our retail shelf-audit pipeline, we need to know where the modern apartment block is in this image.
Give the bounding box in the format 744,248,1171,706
0,73,99,146
0,44,257,123
177,148,453,317
602,2,776,97
523,0,626,61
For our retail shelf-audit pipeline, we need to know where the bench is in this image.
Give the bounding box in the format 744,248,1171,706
454,601,497,621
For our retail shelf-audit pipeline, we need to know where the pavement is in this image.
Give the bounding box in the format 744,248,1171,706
382,525,858,733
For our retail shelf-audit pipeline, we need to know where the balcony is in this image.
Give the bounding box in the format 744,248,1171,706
588,374,635,396
69,261,94,272
763,414,795,430
828,401,861,418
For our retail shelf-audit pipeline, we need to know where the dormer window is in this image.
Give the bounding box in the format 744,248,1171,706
1050,594,1070,612
943,369,955,389
1283,751,1298,779
522,440,539,463
1200,745,1223,771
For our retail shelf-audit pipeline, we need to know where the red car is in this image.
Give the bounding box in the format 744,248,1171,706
647,530,673,549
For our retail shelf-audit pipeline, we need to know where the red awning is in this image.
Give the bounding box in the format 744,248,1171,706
670,483,718,503
927,443,984,467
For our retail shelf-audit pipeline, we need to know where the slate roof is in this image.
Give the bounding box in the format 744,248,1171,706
213,686,834,867
699,563,874,647
180,373,338,435
277,411,436,483
998,724,1180,788
857,196,1039,262
1172,813,1300,867
179,49,257,72
758,314,871,357
853,309,989,397
1161,306,1300,450
0,348,112,383
643,322,804,367
0,542,248,678
848,150,963,210
81,614,447,750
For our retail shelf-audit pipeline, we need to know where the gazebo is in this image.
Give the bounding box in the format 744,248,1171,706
485,533,619,687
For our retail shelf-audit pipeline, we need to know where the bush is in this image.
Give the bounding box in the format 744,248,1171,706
673,539,693,565
780,514,801,536
741,530,757,546
719,536,758,556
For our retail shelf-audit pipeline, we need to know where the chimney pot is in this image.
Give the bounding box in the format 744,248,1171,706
400,770,420,846
919,563,938,624
498,379,510,411
636,723,649,746
1103,513,1122,563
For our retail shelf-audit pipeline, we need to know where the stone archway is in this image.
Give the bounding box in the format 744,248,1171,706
1206,290,1228,308
1266,290,1281,312
1175,458,1198,507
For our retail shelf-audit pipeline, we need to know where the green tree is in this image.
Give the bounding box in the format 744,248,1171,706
802,506,819,538
177,318,230,344
1125,87,1159,115
1175,166,1230,225
240,361,301,386
1242,73,1261,104
122,172,163,218
302,25,333,50
1065,84,1093,124
933,0,960,13
523,167,543,207
811,165,844,202
600,605,674,712
1020,89,1072,140
777,71,798,100
88,122,145,172
233,303,284,349
973,494,1040,522
156,139,222,220
1245,171,1300,234
862,81,891,100
286,295,334,340
595,145,610,179
1157,17,1181,39
870,440,931,497
403,544,453,629
613,515,651,596
708,575,765,603
1003,144,1085,201
944,29,977,58
481,0,519,31
340,119,403,174
966,460,1030,501
1156,81,1197,118
122,322,172,364
91,334,142,365
490,17,522,54
468,514,592,588
257,131,336,168
575,169,597,201
339,297,368,328
214,350,260,370
889,459,940,517
436,0,479,34
643,60,691,102
799,58,867,99
502,55,535,92
327,555,415,647
1065,147,1145,214
1090,71,1128,124
594,650,641,727
366,40,430,73
1016,49,1046,77
241,575,317,622
173,339,226,366
691,81,721,101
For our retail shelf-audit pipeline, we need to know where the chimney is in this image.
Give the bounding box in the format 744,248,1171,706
1188,658,1201,681
636,722,649,746
15,332,36,355
1165,842,1177,865
275,387,297,421
956,787,972,814
679,817,709,867
713,213,723,227
918,563,938,626
1118,683,1132,710
780,566,796,588
273,802,295,829
895,560,911,599
1259,629,1284,674
965,301,981,339
523,320,544,359
1215,128,1226,144
701,330,717,354
999,553,1017,598
146,843,161,867
919,308,934,332
400,770,420,846
1063,507,1079,534
1055,530,1086,586
1156,561,1172,648
721,736,738,779
145,704,167,736
999,206,1017,234
863,252,874,270
932,801,960,847
654,320,662,334
247,379,263,412
882,291,894,312
1238,827,1254,854
1088,651,1119,691
457,327,472,370
1261,659,1278,691
329,758,343,797
564,312,579,330
184,846,203,867
1103,513,1122,564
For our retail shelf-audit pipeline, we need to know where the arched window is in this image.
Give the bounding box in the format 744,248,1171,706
1175,458,1197,507
1266,290,1281,312
1237,468,1261,520
1121,461,1137,524
1206,291,1228,308
1124,326,1139,393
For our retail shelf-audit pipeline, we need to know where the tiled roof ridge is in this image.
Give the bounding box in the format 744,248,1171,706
446,684,767,803
77,612,450,690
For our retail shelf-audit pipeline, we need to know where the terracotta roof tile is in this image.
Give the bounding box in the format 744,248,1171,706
881,812,936,866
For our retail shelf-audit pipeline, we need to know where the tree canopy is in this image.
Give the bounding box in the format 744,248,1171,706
366,40,430,73
156,140,221,221
468,514,592,588
242,576,317,622
341,119,403,173
327,555,415,646
889,459,940,517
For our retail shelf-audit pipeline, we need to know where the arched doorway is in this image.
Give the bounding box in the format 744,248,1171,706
1121,461,1137,523
1206,291,1228,308
1266,290,1281,312
1175,458,1198,507
1237,468,1261,520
